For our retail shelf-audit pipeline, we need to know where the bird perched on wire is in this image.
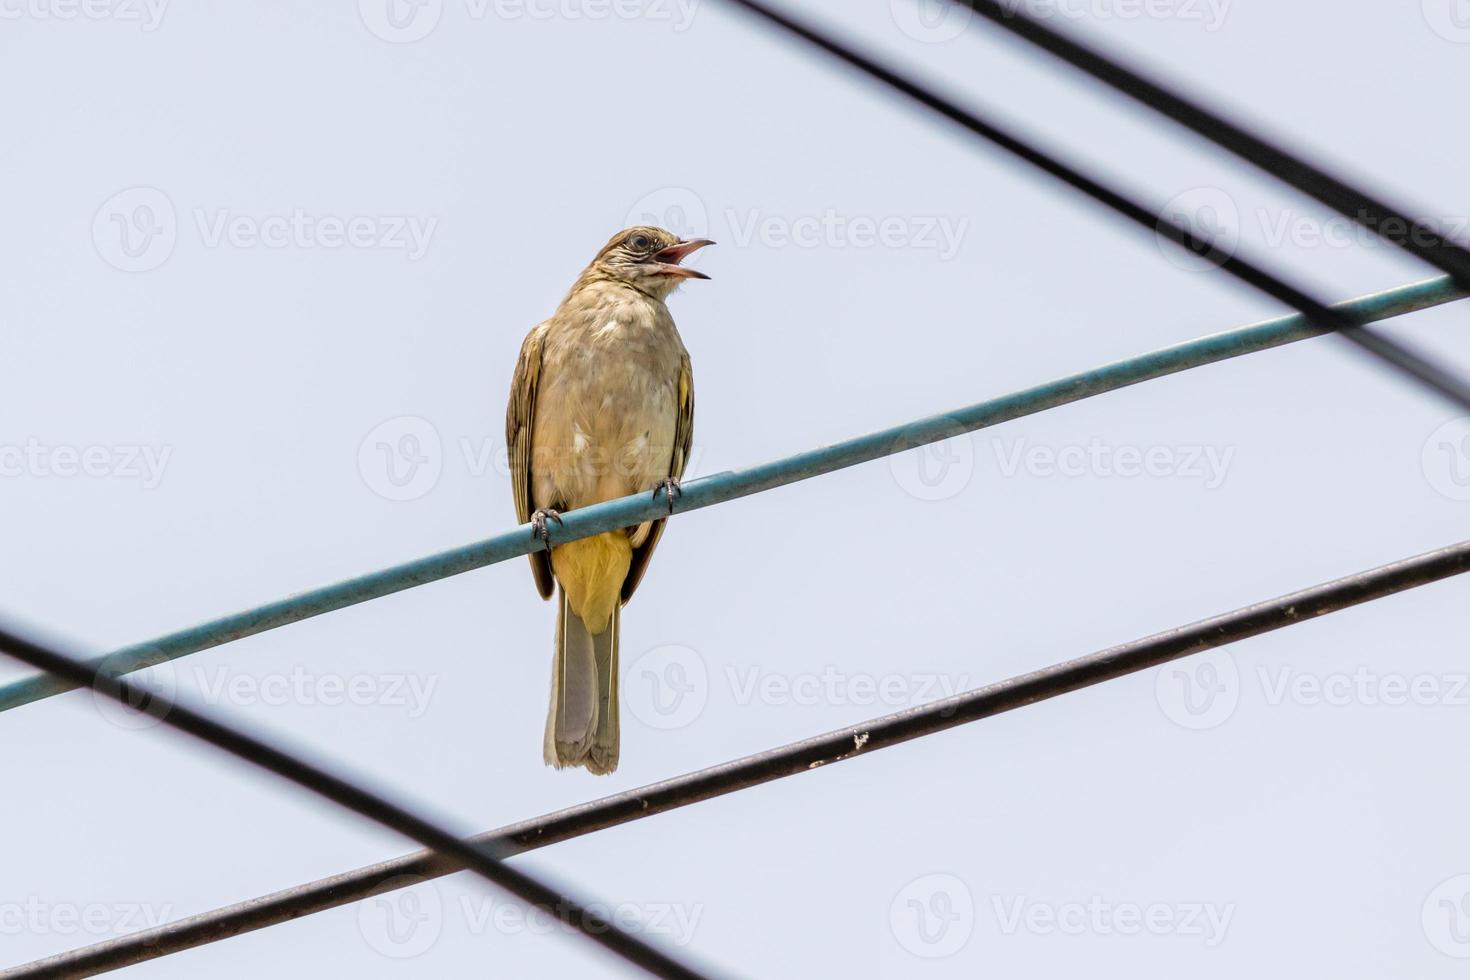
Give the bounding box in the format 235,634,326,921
506,226,712,774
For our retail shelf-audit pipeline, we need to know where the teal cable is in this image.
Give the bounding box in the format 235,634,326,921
1,275,1462,714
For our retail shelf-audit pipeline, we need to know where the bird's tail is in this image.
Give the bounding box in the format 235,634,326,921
544,587,619,774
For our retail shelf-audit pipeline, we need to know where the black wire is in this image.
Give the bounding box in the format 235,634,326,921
716,0,1470,413
0,625,712,980
16,535,1470,978
946,0,1470,283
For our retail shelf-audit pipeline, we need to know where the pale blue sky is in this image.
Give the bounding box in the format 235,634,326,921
4,1,1470,976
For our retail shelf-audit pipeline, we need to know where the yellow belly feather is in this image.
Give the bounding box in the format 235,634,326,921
550,533,631,634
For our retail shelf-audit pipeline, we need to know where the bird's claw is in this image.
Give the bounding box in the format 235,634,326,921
651,478,682,515
530,508,563,548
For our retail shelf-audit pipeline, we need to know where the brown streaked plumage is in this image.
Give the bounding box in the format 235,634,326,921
506,226,709,774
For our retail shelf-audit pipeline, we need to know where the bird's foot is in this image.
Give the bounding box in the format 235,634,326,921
651,478,682,515
530,508,563,548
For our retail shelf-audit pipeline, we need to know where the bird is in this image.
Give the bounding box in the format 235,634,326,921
506,226,712,774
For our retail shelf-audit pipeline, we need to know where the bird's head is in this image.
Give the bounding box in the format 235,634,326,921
583,226,714,299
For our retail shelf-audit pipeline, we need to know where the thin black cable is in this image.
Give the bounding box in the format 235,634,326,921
14,535,1470,978
945,0,1470,283
714,0,1470,412
0,625,713,980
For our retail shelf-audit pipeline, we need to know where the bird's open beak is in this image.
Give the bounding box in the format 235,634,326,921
652,239,714,279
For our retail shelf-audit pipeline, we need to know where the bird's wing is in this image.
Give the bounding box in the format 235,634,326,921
622,352,694,604
507,322,554,599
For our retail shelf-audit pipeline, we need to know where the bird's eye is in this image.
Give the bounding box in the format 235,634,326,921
630,235,651,251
